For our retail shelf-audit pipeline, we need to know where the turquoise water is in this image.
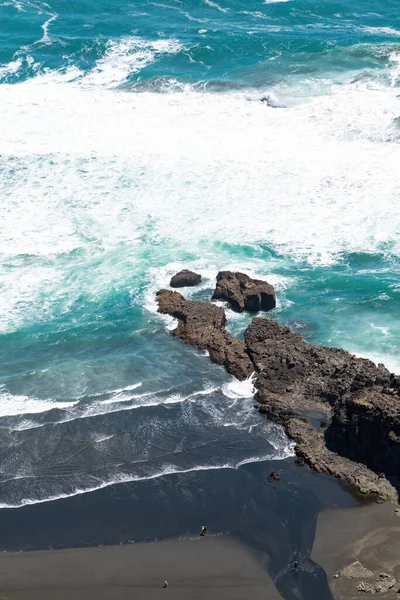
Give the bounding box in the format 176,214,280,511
0,0,399,507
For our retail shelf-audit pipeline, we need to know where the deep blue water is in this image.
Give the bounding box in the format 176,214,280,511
0,0,399,509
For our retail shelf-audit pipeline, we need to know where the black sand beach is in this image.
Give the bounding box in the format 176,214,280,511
0,459,363,600
312,501,400,599
0,536,282,600
2,497,399,600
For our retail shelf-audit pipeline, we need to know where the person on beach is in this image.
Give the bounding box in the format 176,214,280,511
201,525,207,536
163,581,168,588
293,560,298,571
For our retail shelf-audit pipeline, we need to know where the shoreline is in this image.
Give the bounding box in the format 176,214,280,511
0,476,398,600
1,281,398,600
0,535,283,600
0,458,359,600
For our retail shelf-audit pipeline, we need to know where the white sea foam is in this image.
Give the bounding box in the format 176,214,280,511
370,324,390,336
82,36,183,88
1,66,399,344
0,58,23,78
0,445,294,509
71,383,144,402
0,465,231,509
0,381,294,508
360,26,400,37
1,75,399,277
101,382,143,396
8,395,166,430
6,385,221,431
221,375,256,399
40,14,57,43
357,353,400,374
0,387,78,417
203,0,228,12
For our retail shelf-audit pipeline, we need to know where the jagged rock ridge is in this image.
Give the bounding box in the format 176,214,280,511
156,274,400,503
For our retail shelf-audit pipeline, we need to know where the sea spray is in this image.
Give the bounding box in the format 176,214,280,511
0,0,399,507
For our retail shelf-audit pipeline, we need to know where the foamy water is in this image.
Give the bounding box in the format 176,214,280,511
0,0,399,507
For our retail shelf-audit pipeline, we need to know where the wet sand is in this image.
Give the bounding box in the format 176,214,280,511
2,498,400,600
0,459,362,600
312,501,400,599
0,536,281,600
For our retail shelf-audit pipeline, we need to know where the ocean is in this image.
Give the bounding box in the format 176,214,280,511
0,0,399,518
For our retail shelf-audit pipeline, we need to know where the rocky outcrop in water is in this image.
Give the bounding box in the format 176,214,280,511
156,289,253,380
156,284,400,503
212,271,276,312
244,317,390,402
170,269,202,288
245,318,398,501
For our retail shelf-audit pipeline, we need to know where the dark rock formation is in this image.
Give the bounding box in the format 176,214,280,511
284,418,397,501
156,288,400,503
267,472,281,482
246,318,398,501
212,271,276,313
244,317,390,407
326,393,400,492
170,269,202,288
156,290,253,380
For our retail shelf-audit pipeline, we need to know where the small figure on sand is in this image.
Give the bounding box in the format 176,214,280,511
293,560,298,572
163,581,168,588
201,525,207,537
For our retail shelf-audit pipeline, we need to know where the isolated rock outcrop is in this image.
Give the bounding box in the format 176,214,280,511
212,271,276,312
170,269,202,288
156,285,400,502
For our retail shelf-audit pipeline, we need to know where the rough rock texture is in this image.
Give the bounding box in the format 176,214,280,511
156,290,253,380
212,271,276,312
326,393,400,490
170,269,202,288
246,318,399,502
156,289,400,502
355,573,396,594
340,562,374,580
282,419,398,502
245,318,391,405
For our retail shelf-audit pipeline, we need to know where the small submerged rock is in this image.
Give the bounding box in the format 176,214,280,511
267,472,281,483
170,269,202,288
212,271,276,312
